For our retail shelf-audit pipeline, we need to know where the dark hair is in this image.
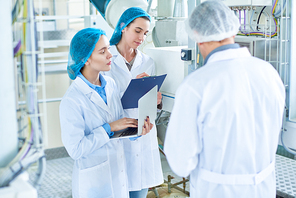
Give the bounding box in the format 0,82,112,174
127,16,150,27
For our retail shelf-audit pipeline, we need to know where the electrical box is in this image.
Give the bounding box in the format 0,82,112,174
200,0,272,6
181,48,193,61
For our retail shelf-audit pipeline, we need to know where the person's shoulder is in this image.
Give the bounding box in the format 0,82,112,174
174,71,204,99
109,45,116,51
62,78,87,98
104,75,116,87
178,69,204,91
188,63,212,79
245,55,278,74
104,75,121,96
62,80,78,96
104,75,114,82
60,82,81,106
109,45,118,55
249,55,272,65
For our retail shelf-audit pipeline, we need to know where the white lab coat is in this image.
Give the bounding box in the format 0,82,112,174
59,76,129,198
164,47,285,198
103,45,163,191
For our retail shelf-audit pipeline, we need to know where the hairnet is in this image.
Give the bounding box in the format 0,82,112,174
67,28,106,80
109,7,151,45
185,0,240,43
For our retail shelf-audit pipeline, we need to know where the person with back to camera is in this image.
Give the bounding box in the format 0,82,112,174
103,7,164,198
59,28,153,198
164,1,285,198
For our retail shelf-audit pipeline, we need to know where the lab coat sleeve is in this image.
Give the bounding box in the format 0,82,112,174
164,84,203,178
59,98,110,160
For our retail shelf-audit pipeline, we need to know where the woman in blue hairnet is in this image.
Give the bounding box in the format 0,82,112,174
59,28,153,198
103,7,164,198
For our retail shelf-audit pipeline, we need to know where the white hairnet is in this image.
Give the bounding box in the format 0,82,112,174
185,0,240,43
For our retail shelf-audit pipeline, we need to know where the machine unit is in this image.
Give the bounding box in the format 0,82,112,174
146,46,189,112
0,173,37,198
201,0,272,6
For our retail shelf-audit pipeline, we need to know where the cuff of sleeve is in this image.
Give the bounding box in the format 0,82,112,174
103,123,114,137
129,136,141,141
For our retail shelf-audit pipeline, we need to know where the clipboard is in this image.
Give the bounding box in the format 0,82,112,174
121,74,167,109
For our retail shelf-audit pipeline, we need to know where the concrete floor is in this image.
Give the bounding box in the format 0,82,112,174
28,148,188,198
28,148,296,198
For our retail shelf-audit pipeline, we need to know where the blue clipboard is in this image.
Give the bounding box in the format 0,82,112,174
121,74,167,109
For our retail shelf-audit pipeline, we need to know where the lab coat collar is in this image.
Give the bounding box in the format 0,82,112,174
110,45,143,74
206,46,251,65
131,49,143,71
77,72,107,91
74,77,112,116
111,45,131,76
204,44,240,65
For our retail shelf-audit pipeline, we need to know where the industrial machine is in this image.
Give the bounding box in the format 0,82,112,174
0,0,46,197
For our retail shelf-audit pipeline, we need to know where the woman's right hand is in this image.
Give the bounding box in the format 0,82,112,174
109,117,138,131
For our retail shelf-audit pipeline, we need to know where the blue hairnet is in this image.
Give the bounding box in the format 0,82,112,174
109,7,151,45
67,28,106,80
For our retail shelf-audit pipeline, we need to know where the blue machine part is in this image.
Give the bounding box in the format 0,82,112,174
89,0,111,19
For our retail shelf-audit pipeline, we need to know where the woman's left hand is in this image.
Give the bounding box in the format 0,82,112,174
141,116,153,135
136,72,149,79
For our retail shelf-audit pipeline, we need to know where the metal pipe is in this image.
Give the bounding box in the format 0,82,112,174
18,97,63,105
0,0,18,168
188,0,198,70
164,176,190,196
171,178,189,187
28,0,40,149
147,0,153,13
38,0,48,147
168,175,172,193
289,0,296,120
155,110,164,125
